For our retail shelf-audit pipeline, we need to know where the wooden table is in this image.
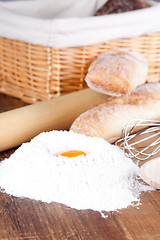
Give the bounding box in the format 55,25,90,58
0,93,160,240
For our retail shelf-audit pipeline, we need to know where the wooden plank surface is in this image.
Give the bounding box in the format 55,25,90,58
0,93,160,240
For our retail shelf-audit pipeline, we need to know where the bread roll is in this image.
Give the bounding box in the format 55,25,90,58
70,83,160,142
85,49,148,96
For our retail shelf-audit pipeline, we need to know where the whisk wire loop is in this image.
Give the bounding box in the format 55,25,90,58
116,119,160,160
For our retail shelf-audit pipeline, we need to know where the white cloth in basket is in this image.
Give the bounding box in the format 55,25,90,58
0,0,108,18
0,0,159,48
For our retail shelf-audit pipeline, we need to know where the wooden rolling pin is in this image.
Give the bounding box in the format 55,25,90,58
0,89,109,152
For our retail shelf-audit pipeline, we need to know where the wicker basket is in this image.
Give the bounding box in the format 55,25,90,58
0,32,160,103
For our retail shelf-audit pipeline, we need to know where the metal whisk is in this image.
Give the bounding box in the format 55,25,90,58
115,119,160,160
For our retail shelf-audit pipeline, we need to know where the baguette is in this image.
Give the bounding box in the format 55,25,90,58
70,83,160,142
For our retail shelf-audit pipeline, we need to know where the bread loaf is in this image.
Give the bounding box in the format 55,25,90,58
70,83,160,142
95,0,148,15
85,49,148,96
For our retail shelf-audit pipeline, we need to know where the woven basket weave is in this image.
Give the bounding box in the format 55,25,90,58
0,32,160,103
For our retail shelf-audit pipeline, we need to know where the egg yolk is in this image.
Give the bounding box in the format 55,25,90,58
59,150,86,158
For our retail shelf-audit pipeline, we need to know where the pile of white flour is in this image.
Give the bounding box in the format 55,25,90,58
0,130,152,216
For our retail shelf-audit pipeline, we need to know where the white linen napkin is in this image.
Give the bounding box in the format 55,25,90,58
0,0,159,48
0,0,108,18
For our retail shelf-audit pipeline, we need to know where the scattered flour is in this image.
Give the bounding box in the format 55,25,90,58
0,130,152,216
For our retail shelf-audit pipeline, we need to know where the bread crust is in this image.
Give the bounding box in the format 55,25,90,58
70,83,160,142
85,49,148,96
95,0,148,15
